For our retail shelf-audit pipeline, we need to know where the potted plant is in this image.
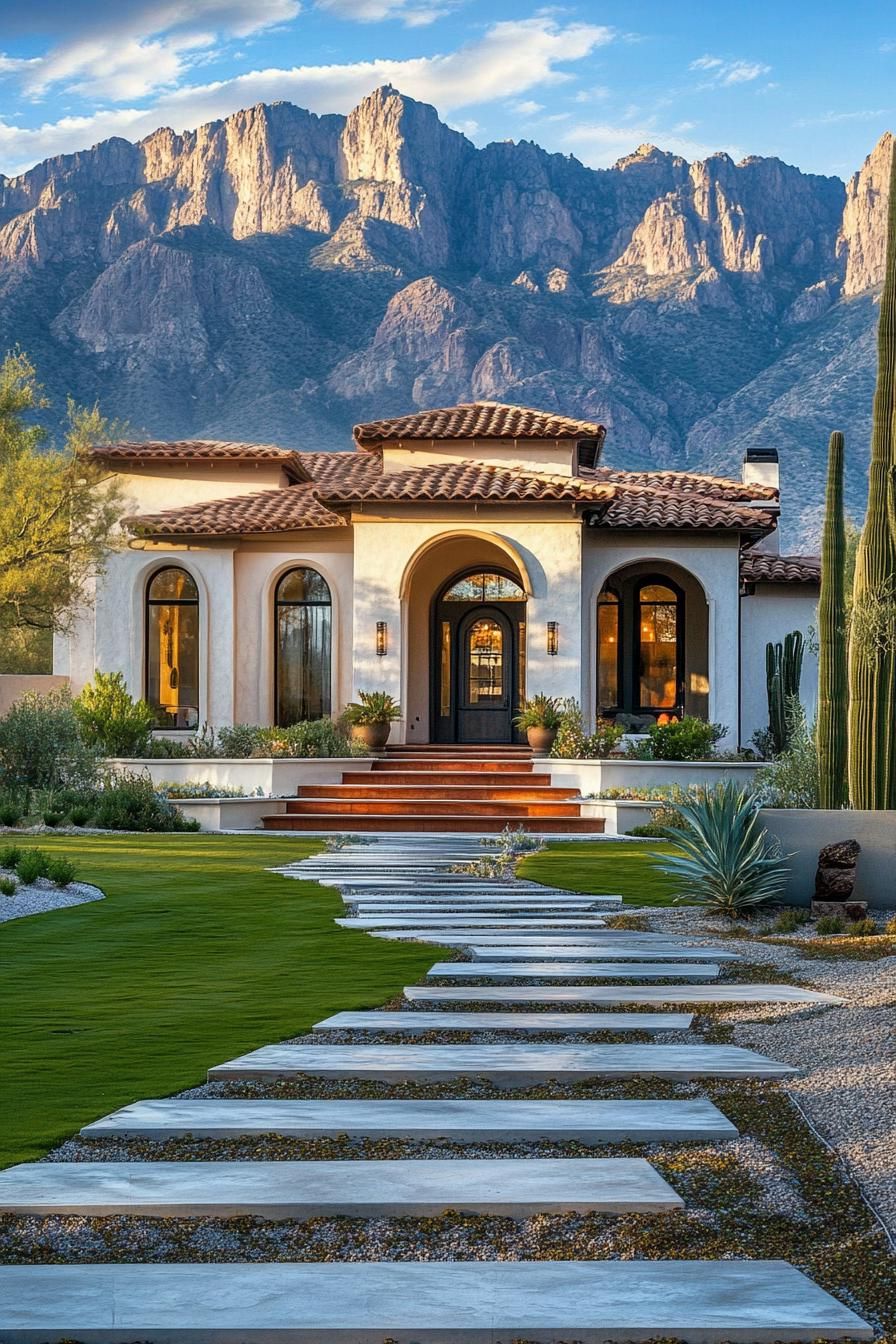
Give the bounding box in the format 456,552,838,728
344,691,401,751
513,694,563,754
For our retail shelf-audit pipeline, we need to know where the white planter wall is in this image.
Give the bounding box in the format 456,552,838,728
758,809,896,910
105,757,375,796
546,759,763,794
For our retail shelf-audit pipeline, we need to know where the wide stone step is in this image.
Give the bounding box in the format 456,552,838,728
81,1096,734,1142
209,1043,798,1083
337,916,614,929
313,1010,694,1034
355,770,551,785
428,961,721,980
0,1260,872,1343
263,814,606,832
0,1157,681,1218
301,784,580,800
372,759,538,773
407,984,843,1006
469,944,741,961
283,799,586,817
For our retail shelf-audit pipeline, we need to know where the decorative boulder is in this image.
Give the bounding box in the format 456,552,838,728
811,899,868,922
814,838,861,904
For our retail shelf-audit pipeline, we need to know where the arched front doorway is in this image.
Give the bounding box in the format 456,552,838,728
432,568,527,743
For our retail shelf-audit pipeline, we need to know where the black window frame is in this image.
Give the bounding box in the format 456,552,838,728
273,566,333,727
144,565,201,731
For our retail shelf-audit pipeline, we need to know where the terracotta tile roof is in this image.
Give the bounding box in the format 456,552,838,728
353,402,606,446
299,451,384,487
319,459,616,504
588,465,779,503
740,551,821,584
93,440,310,483
589,481,776,534
127,485,345,537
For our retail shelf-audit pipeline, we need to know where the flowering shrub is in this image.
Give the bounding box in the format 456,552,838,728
550,700,625,759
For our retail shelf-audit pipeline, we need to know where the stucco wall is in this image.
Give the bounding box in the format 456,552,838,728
0,674,69,715
351,513,584,743
759,809,895,909
582,533,742,747
741,585,819,746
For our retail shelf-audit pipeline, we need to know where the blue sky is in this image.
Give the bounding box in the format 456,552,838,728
0,0,892,180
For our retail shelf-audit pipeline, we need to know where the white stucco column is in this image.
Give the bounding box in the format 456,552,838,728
514,521,583,704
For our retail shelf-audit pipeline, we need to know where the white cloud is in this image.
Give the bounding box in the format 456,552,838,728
880,40,896,53
796,108,891,127
22,1,301,101
689,53,771,87
0,16,615,175
315,0,452,24
511,99,544,116
564,118,742,168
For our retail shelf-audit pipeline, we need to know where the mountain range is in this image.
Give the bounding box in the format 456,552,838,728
0,86,892,546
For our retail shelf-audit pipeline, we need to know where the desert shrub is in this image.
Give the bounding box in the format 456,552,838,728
94,772,200,832
750,727,777,760
886,914,896,936
816,914,845,935
0,876,16,896
46,856,77,888
772,908,810,934
754,712,819,809
159,781,253,798
646,716,726,761
0,801,22,827
0,689,99,799
42,810,63,828
215,723,261,758
629,803,688,838
69,805,93,827
74,672,155,757
845,917,877,937
551,700,625,759
143,736,195,758
654,781,789,917
16,849,50,883
0,844,22,868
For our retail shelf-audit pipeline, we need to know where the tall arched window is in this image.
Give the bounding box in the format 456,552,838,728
146,567,200,730
596,574,684,722
275,567,332,725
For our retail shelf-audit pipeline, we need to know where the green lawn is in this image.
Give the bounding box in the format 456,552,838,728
518,839,689,906
0,833,445,1168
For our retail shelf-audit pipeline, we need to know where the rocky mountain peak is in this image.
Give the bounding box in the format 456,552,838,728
840,131,894,296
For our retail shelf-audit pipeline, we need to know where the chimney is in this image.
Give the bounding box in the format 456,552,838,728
742,446,780,554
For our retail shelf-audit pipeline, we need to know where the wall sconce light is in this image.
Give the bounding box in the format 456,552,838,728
546,621,559,656
376,621,388,657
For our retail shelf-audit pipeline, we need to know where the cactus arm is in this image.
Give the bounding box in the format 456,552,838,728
817,431,848,809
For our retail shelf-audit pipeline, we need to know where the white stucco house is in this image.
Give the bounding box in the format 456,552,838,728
56,401,820,750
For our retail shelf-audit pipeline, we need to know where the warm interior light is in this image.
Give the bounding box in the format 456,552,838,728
376,621,388,656
546,621,559,656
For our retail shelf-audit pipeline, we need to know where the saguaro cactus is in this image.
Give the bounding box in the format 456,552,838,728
817,431,849,808
766,630,805,755
848,139,896,809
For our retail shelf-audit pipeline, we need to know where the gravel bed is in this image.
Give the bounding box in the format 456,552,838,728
0,870,104,924
631,902,896,1241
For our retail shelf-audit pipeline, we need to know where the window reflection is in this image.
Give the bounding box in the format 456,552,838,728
445,572,525,602
597,588,620,711
468,618,504,702
275,567,332,725
639,584,678,709
146,567,200,730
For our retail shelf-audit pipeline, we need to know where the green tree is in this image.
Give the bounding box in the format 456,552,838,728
0,351,124,669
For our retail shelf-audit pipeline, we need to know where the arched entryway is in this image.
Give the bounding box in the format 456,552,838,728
595,561,709,724
401,534,531,745
432,569,527,743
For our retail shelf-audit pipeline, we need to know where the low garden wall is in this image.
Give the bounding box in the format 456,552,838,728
171,798,287,830
105,757,376,796
545,758,763,794
578,800,655,834
758,809,896,910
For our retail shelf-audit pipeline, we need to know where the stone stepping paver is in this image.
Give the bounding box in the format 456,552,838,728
0,1158,682,1218
338,916,611,928
0,1260,872,1341
375,930,672,944
313,1010,695,1035
81,1097,735,1143
469,944,741,961
407,983,843,1006
209,1042,798,1083
428,961,721,981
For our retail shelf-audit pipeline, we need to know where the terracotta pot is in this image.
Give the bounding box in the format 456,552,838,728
526,726,557,755
351,722,392,751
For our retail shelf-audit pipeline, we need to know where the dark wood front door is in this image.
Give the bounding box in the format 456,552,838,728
432,579,526,743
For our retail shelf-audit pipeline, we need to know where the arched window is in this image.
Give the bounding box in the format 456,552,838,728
443,572,526,602
596,574,685,721
275,567,332,725
638,582,680,711
146,567,200,730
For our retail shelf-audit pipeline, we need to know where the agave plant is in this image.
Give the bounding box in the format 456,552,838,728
652,780,790,917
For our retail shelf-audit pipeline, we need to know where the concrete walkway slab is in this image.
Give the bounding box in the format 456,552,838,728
469,945,740,961
313,1010,694,1034
81,1097,734,1143
338,917,610,929
428,961,721,981
374,931,671,944
406,984,843,1005
209,1043,798,1083
0,1158,682,1218
0,1260,872,1341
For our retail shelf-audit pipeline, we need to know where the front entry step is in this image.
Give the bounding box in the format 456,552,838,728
263,814,606,832
0,1157,681,1219
208,1042,798,1084
0,1260,872,1341
81,1097,734,1143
